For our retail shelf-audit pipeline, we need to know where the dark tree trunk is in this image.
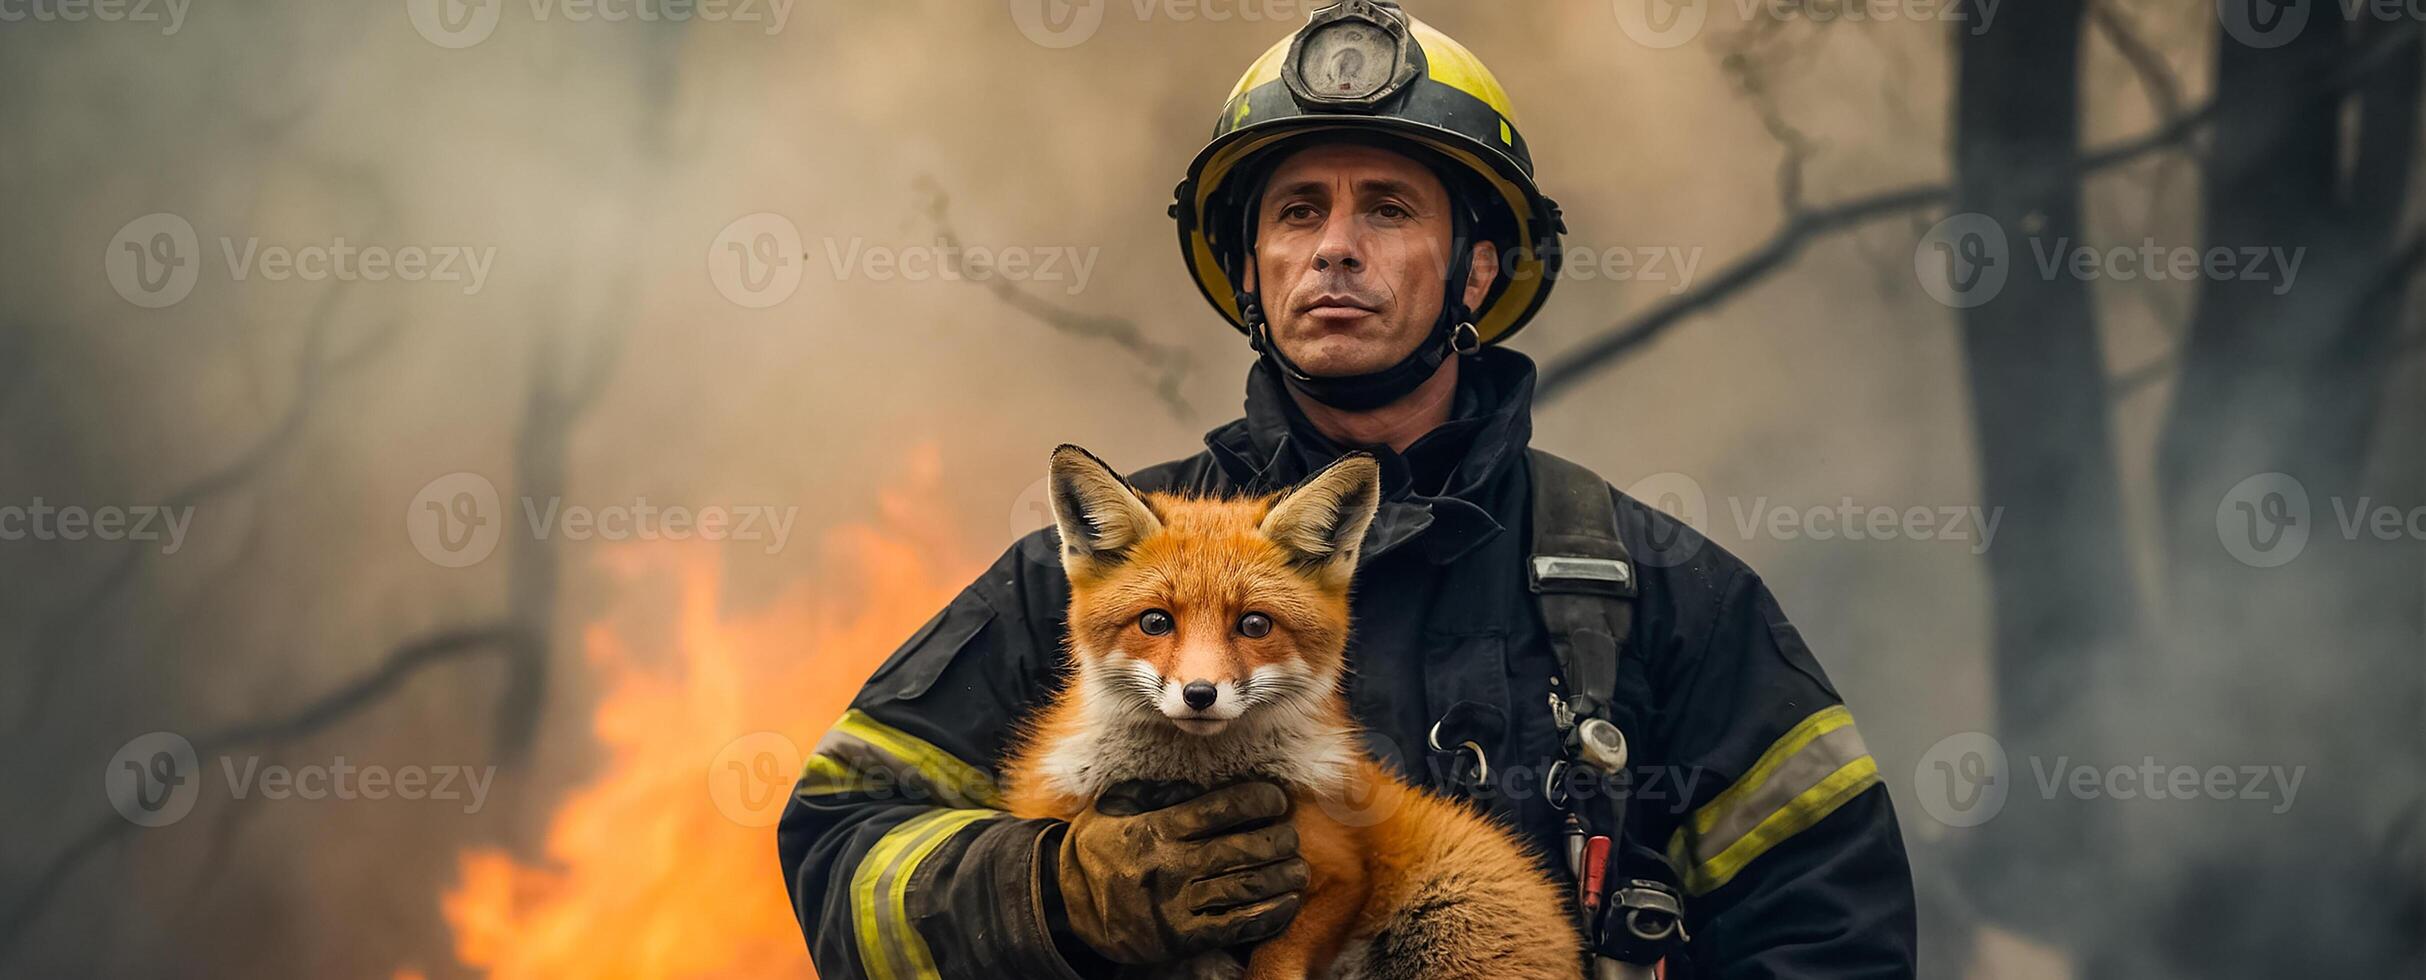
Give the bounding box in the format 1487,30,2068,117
1946,0,2144,954
2131,11,2425,977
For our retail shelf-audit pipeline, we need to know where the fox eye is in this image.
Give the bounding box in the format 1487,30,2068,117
1237,612,1273,638
1138,609,1175,635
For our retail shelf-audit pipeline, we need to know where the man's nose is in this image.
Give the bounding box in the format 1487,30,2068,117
1311,215,1363,273
1182,681,1218,711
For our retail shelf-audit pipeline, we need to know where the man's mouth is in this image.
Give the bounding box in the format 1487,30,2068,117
1300,294,1379,322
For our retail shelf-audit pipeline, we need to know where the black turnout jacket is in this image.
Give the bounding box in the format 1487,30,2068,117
778,349,1918,979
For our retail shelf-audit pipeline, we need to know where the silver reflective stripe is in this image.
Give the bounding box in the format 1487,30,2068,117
1692,723,1869,857
1532,554,1633,586
1666,705,1883,895
852,808,999,980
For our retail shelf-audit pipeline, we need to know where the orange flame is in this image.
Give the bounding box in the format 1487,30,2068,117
417,448,978,979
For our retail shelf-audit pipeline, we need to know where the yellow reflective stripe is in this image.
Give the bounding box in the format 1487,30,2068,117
1680,756,1880,895
850,809,998,980
1666,705,1883,895
799,753,887,797
887,810,996,978
1683,705,1853,839
829,709,1005,809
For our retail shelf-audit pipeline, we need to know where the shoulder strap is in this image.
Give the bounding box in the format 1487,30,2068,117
1526,449,1635,723
1532,451,1692,970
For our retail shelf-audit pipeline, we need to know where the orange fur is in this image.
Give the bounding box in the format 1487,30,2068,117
1003,452,1581,980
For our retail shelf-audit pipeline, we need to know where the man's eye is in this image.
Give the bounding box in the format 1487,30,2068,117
1139,609,1175,635
1237,612,1273,638
1281,204,1320,222
1375,204,1411,220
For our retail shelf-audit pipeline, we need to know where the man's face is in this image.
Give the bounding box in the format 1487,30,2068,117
1247,142,1498,377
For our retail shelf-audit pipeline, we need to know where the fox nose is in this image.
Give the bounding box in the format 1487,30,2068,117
1182,681,1218,711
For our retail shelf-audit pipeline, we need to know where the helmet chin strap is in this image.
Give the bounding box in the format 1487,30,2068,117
1238,198,1484,414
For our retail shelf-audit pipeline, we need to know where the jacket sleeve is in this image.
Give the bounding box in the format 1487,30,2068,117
1632,514,1919,979
776,530,1091,980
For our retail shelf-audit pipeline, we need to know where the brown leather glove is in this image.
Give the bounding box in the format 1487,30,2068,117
1054,780,1309,965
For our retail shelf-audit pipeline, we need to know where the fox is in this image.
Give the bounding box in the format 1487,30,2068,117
1002,445,1583,980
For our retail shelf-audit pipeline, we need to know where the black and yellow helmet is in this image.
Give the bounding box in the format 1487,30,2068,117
1171,1,1565,349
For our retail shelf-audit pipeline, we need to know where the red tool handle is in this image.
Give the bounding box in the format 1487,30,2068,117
1580,835,1612,912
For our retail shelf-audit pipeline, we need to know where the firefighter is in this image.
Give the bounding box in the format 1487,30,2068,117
779,4,1917,976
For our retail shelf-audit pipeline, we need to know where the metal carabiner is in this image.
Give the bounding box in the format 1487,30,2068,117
1426,718,1491,793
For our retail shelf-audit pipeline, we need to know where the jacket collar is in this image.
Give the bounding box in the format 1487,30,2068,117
1203,347,1539,565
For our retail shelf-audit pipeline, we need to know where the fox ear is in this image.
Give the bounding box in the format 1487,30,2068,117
1048,445,1162,573
1261,453,1381,574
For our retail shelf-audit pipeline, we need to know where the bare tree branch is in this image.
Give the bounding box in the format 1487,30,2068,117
0,623,529,964
11,309,402,737
1538,98,2225,401
913,176,1197,420
2109,229,2426,399
1540,22,2426,404
2088,0,2184,124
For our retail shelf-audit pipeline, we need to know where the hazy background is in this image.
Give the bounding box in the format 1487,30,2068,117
1,1,2417,977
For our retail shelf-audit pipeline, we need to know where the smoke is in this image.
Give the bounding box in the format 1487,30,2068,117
1,1,2414,977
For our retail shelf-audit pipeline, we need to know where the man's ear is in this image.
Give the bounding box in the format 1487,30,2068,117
1462,239,1500,312
1048,445,1162,574
1260,453,1382,575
